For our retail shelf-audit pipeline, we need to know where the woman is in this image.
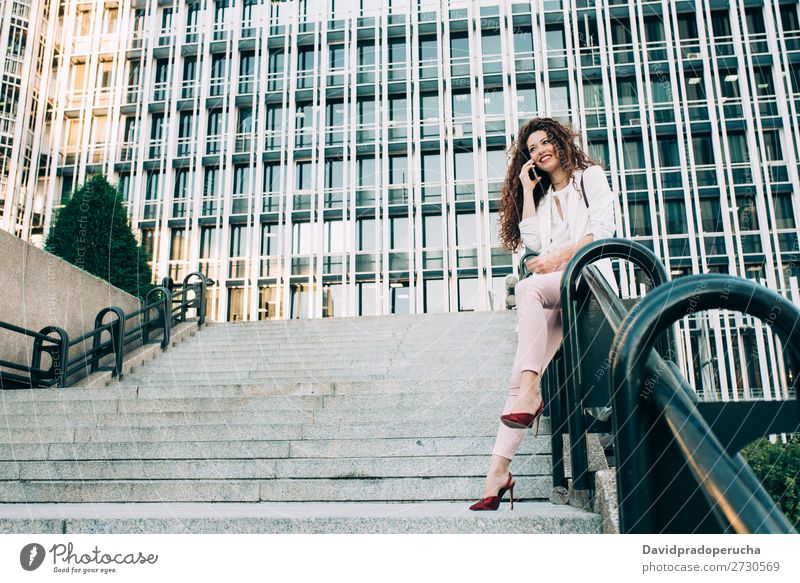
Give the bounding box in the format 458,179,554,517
469,117,617,511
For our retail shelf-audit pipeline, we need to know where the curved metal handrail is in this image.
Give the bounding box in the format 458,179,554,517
558,238,672,492
610,274,799,533
1,271,208,389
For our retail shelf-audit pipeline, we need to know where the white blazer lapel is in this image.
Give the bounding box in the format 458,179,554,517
569,170,589,243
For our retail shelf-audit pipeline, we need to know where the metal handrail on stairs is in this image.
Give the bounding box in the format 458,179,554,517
549,238,798,533
0,271,210,389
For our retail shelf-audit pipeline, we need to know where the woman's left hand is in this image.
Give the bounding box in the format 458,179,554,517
526,252,565,274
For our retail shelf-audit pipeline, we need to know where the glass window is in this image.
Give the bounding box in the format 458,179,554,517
457,277,478,311
207,110,223,135
762,131,783,161
423,214,443,247
651,75,673,104
391,216,409,249
665,200,688,234
357,157,375,186
421,93,439,121
454,150,474,182
358,98,376,125
358,42,375,66
200,227,218,258
389,38,406,63
327,101,345,126
483,88,504,116
390,96,407,123
516,86,536,115
737,195,759,231
644,17,665,43
617,78,638,106
692,136,714,165
699,198,724,232
684,76,705,101
292,222,311,255
268,49,285,74
727,132,749,163
391,283,410,315
423,278,445,313
324,220,344,253
622,137,645,169
297,47,314,71
237,107,253,133
657,136,680,167
745,7,766,34
174,169,191,198
419,36,437,61
514,29,533,53
296,161,312,190
357,218,376,251
422,153,441,182
229,225,245,257
450,33,469,58
329,44,345,69
390,155,407,184
627,201,652,237
170,228,185,261
676,13,698,40
482,30,501,56
358,282,377,316
452,90,471,117
261,224,276,255
150,114,164,141
263,163,279,192
456,213,477,246
233,165,250,195
204,168,219,197
210,55,227,78
325,159,343,189
486,149,508,181
773,193,795,229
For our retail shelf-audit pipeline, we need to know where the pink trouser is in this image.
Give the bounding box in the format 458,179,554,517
491,268,565,460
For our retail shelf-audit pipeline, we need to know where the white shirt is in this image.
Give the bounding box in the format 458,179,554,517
518,165,618,293
549,186,572,252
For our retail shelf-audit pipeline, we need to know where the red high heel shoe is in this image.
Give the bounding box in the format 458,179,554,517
469,473,515,511
500,399,545,435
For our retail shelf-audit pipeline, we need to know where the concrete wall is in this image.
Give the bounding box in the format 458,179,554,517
0,229,141,372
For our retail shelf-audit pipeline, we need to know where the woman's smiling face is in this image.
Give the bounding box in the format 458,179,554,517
526,130,560,173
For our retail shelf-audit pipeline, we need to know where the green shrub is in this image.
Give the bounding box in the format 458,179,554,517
46,175,153,300
740,437,800,529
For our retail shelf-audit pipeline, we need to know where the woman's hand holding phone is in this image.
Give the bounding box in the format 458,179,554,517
519,159,542,194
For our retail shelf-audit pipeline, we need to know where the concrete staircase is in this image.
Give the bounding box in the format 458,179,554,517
0,311,601,533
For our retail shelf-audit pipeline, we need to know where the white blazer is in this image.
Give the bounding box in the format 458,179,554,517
519,165,619,294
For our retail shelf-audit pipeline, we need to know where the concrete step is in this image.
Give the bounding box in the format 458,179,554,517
130,364,512,376
120,371,510,383
45,379,508,397
0,476,552,503
1,389,509,414
0,402,513,428
0,435,548,462
0,418,552,443
0,455,548,481
0,502,601,534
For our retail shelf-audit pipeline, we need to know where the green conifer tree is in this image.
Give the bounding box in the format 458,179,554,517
45,175,153,299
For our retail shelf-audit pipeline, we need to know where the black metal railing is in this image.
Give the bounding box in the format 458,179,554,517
0,271,211,390
610,274,799,533
542,237,799,532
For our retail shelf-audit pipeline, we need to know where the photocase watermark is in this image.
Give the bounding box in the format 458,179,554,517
19,541,159,575
20,543,46,571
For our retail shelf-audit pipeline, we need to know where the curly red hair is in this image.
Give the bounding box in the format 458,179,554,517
498,117,596,251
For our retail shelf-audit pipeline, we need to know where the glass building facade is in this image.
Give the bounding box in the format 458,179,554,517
1,0,800,400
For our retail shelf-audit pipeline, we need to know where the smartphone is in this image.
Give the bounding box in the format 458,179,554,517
528,165,538,181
